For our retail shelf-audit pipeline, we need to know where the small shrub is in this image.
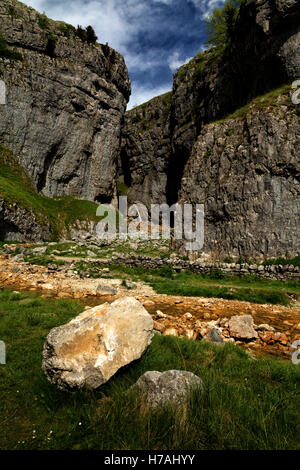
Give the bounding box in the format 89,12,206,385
263,256,300,268
209,268,225,280
0,30,22,61
76,25,87,41
116,180,129,196
102,43,110,57
58,23,76,38
237,257,251,265
7,5,19,18
38,13,50,30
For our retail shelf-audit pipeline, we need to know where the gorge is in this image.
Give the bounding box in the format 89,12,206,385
0,0,299,261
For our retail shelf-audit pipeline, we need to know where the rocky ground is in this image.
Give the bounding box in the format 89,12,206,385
1,242,299,361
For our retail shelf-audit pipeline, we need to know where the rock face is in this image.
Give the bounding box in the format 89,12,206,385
120,0,300,260
0,0,130,202
229,315,258,340
0,198,51,241
132,370,204,408
42,297,153,391
119,93,171,207
179,98,300,259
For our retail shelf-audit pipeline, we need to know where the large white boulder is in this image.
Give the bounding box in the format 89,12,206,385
42,297,154,391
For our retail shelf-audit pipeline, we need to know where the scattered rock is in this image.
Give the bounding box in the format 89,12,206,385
156,310,167,319
132,370,204,408
202,327,224,344
163,328,178,337
229,315,258,340
96,284,118,296
153,321,165,334
183,312,193,320
11,254,24,262
42,297,154,391
257,324,275,332
32,247,48,255
184,329,195,340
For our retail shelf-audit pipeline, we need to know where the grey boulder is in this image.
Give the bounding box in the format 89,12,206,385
132,370,204,408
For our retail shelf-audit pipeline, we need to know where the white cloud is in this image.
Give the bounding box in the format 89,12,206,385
23,0,136,52
128,83,171,109
152,0,173,3
191,0,226,19
22,0,219,107
167,51,193,72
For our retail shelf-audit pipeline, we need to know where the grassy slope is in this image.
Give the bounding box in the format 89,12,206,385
0,289,299,450
0,144,99,240
215,84,300,122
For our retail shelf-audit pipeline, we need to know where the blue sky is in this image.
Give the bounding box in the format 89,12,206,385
22,0,226,108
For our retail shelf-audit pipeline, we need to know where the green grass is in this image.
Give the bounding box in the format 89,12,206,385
23,254,65,267
215,84,293,123
0,144,99,240
0,288,299,450
38,13,50,30
263,256,300,268
116,180,129,197
73,262,299,306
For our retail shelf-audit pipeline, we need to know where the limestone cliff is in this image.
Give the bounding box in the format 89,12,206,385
119,92,171,206
179,88,300,260
120,0,300,260
0,0,130,203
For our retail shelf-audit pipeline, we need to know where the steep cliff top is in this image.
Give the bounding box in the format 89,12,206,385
125,92,171,131
0,0,131,100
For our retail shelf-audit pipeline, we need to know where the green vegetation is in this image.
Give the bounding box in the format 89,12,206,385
116,180,129,197
23,254,65,267
206,0,245,54
72,261,299,306
0,288,299,450
58,23,76,38
161,91,172,108
215,84,293,123
86,25,98,44
263,257,300,268
7,4,20,18
38,13,50,30
0,29,22,61
0,144,99,240
36,10,97,45
76,25,98,44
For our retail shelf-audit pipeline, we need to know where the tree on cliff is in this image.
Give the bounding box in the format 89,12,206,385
86,26,98,44
206,0,245,52
76,25,87,41
76,25,97,44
